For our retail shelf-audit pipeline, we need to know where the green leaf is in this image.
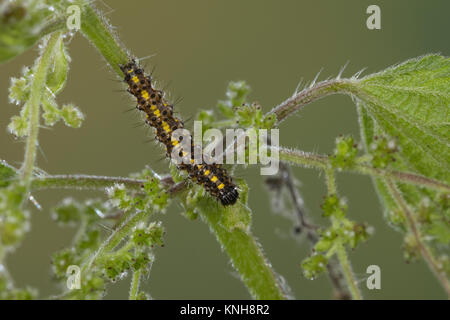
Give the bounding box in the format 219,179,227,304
0,160,17,188
356,55,450,254
0,0,57,63
46,35,70,95
60,104,84,128
356,54,449,182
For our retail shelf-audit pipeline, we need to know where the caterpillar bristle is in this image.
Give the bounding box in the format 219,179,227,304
120,59,238,206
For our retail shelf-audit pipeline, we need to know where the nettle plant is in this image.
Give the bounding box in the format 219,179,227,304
0,1,449,300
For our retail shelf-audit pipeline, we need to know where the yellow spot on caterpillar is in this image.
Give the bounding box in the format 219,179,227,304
197,165,203,169
190,159,194,164
127,69,133,74
204,170,210,176
172,140,179,146
218,183,225,190
182,151,187,157
141,91,149,100
154,110,161,117
211,176,218,183
132,76,139,83
162,122,171,133
150,105,157,110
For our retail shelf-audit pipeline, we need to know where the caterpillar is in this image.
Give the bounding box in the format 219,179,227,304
119,59,239,206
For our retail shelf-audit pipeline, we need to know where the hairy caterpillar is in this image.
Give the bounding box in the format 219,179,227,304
119,59,239,206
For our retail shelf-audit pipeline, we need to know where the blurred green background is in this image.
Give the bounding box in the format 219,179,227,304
1,0,449,299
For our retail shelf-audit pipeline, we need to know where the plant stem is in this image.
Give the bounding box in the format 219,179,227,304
55,209,151,300
385,179,450,297
325,168,337,195
129,268,142,300
269,79,357,124
80,3,129,75
24,150,449,196
31,174,146,192
335,241,362,300
20,32,62,191
324,169,362,300
270,163,351,299
197,197,287,300
276,147,450,192
83,209,151,273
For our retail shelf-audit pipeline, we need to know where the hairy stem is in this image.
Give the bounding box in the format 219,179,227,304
276,147,450,192
385,179,450,297
267,163,351,299
80,3,129,75
325,169,362,300
31,174,146,192
325,168,337,195
129,268,142,300
83,209,150,273
335,241,362,300
269,79,357,124
55,209,151,300
20,32,62,191
197,197,287,300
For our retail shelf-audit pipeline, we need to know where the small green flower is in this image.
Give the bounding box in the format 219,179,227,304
301,253,328,280
106,183,133,211
369,136,397,169
321,194,347,219
60,104,84,128
51,248,79,279
331,135,358,170
101,251,133,281
52,198,82,225
131,221,165,248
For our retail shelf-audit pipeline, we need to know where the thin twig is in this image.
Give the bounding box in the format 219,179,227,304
385,179,450,297
266,162,351,299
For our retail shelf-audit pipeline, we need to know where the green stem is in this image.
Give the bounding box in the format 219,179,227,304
31,174,146,192
269,79,357,124
277,147,450,192
385,179,450,297
24,151,449,195
335,241,362,300
197,196,287,300
20,32,62,191
83,209,151,273
324,169,362,300
80,3,129,75
55,210,151,300
325,168,337,195
129,268,142,300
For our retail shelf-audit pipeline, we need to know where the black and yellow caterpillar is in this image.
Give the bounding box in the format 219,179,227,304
119,59,239,206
